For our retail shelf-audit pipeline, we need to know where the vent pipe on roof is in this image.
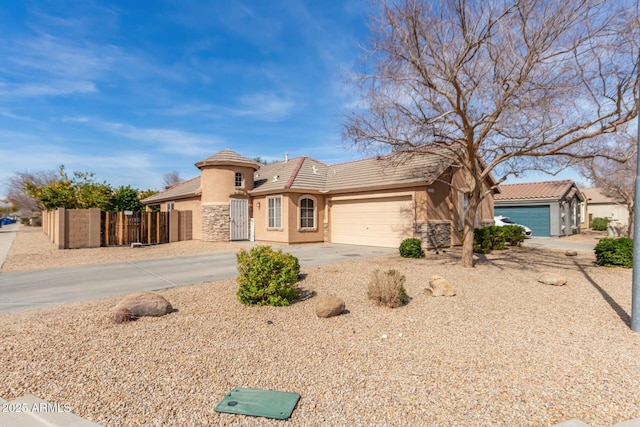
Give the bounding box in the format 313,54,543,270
285,152,289,162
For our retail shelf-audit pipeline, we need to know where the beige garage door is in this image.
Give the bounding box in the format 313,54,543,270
330,196,414,247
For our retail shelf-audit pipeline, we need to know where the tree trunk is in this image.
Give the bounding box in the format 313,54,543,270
461,194,480,268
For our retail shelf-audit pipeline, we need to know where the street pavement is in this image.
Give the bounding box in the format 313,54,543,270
0,222,18,270
0,230,599,314
0,242,396,313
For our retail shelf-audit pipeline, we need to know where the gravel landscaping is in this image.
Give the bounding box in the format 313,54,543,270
1,228,639,426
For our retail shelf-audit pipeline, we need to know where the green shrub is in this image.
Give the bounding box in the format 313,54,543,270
368,269,408,308
591,217,611,231
236,245,301,306
473,227,493,254
473,225,517,253
488,225,506,250
399,238,425,258
502,225,526,246
594,238,633,268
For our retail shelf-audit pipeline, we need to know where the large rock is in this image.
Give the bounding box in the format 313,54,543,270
315,295,345,318
425,275,456,297
113,292,173,318
565,250,578,257
537,273,568,286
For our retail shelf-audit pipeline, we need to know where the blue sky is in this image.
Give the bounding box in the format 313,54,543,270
0,0,583,200
0,0,376,198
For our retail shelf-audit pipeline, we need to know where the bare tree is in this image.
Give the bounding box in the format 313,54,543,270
578,130,637,237
4,170,58,216
344,0,639,267
162,171,182,189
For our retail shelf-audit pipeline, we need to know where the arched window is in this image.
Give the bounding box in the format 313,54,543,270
299,197,316,229
235,172,243,187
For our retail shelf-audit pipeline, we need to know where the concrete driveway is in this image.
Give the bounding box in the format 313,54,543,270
0,243,396,314
525,236,598,252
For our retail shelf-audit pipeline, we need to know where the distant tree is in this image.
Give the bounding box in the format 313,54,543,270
4,169,58,215
162,171,182,189
578,131,636,237
253,156,269,165
110,186,145,212
26,165,113,210
138,189,159,212
344,0,639,267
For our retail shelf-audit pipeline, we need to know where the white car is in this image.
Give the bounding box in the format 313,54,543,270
494,215,533,237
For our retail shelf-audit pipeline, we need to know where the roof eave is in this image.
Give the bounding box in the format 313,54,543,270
142,191,201,205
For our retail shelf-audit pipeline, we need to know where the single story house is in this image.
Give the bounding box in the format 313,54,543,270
142,149,498,248
494,180,584,237
581,187,629,229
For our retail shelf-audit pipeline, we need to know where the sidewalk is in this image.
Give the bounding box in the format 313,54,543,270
0,222,19,270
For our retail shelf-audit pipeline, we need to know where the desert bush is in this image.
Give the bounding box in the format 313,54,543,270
591,217,611,231
594,237,633,268
473,225,519,253
473,226,505,253
399,238,425,258
473,227,493,254
236,245,301,306
502,225,526,246
368,269,408,308
488,225,506,250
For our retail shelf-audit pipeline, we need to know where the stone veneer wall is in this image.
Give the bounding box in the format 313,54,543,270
417,220,452,249
202,204,230,242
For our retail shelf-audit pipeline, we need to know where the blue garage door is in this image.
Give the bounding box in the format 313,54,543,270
494,205,550,237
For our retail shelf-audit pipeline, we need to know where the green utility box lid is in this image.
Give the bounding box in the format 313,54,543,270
215,387,301,420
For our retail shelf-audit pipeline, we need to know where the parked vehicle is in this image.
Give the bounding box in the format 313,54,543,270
494,215,533,237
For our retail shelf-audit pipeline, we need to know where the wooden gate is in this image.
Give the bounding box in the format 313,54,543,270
101,211,170,246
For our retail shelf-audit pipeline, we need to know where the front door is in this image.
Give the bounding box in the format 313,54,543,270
230,198,248,240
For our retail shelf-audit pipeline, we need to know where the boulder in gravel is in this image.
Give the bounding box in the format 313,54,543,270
565,250,578,257
112,307,133,323
315,295,345,318
112,292,173,318
425,275,456,297
537,273,568,286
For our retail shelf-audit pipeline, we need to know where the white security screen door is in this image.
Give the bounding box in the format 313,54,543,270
230,199,249,240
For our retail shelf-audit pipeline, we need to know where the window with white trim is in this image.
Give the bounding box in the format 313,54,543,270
235,172,243,187
267,196,282,229
166,201,175,211
299,197,316,229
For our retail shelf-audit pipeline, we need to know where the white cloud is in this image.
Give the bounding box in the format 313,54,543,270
0,80,97,97
64,117,224,157
233,92,295,122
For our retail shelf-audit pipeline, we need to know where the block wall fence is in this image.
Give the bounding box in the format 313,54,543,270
42,209,192,249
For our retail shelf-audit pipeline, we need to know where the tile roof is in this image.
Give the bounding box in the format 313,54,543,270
495,180,582,201
195,149,261,169
252,157,329,193
326,152,452,191
144,148,472,203
251,151,455,194
581,187,624,204
141,176,201,203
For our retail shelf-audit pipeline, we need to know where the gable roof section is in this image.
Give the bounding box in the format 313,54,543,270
582,187,625,204
141,176,201,204
325,153,453,192
251,151,455,194
495,180,583,202
252,157,328,193
195,149,261,170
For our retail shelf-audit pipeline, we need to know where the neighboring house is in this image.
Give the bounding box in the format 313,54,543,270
494,180,584,237
581,187,629,229
142,149,498,248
